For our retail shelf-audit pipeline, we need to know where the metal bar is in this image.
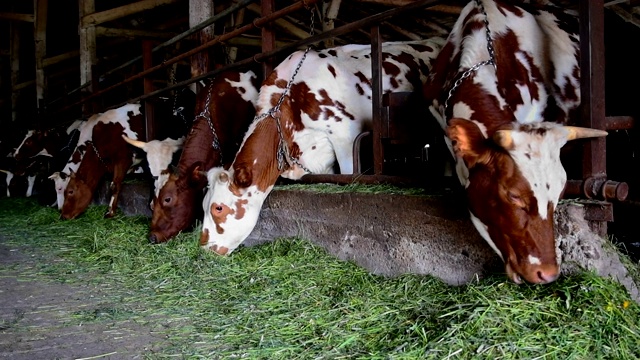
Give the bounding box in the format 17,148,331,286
579,0,607,179
142,40,155,142
605,115,635,130
261,0,277,79
54,0,321,114
371,25,384,175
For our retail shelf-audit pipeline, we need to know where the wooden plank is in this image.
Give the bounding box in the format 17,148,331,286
81,0,181,28
34,0,48,110
79,0,97,116
42,50,79,68
95,26,178,39
189,0,214,90
579,0,607,179
10,22,20,122
247,3,313,40
0,12,34,22
322,0,341,47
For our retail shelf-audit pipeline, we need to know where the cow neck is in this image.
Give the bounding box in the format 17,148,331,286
255,52,313,174
444,0,498,114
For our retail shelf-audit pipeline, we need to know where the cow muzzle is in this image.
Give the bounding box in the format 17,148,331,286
506,261,560,285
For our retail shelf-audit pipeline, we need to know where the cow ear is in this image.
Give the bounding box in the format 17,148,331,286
234,165,252,188
189,162,208,185
446,118,490,168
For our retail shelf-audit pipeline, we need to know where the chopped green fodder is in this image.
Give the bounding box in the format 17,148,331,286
1,197,640,359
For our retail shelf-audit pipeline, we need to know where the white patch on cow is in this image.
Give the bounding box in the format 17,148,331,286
469,211,503,261
281,129,336,179
66,119,84,134
225,71,259,107
507,124,568,219
528,255,542,265
201,168,270,254
132,136,185,198
4,171,13,197
108,195,115,209
26,175,36,197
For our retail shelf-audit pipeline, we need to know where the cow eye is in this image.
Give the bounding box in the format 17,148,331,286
163,197,171,204
508,192,525,208
215,205,223,213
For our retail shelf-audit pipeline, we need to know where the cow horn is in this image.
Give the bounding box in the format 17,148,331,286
122,135,146,149
493,130,514,150
0,169,9,175
564,126,608,140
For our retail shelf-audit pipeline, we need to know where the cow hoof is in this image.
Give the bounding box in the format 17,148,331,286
104,212,115,219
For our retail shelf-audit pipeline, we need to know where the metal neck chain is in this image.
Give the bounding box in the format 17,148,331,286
255,7,316,173
88,141,109,169
194,81,222,153
444,0,497,113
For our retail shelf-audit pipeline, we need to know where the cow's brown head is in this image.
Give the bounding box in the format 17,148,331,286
60,170,93,220
148,163,207,244
447,118,607,284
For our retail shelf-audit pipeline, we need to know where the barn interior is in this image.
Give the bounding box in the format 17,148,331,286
0,0,639,256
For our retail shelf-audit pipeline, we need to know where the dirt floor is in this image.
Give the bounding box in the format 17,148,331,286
0,237,169,359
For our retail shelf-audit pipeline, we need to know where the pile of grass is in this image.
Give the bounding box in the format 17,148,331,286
1,197,640,359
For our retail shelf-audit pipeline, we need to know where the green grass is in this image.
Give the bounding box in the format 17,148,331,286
1,197,640,359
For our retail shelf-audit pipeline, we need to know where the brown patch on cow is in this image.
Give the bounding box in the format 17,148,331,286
270,92,284,108
200,228,209,246
327,64,337,78
354,71,371,89
355,83,365,96
211,202,234,235
209,245,229,255
327,49,338,57
234,198,248,220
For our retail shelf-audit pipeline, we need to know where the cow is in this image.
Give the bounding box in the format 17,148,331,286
199,37,445,255
60,103,144,219
49,113,103,210
11,120,83,204
121,135,185,207
421,0,608,284
148,70,259,244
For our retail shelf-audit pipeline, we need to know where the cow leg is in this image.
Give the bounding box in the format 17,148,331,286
104,160,131,218
331,132,359,174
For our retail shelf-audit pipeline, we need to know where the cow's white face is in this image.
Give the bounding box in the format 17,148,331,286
48,171,70,210
200,167,271,255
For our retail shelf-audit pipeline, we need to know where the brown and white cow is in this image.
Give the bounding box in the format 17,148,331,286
49,114,103,209
61,103,144,219
148,70,259,244
422,0,607,284
200,38,445,255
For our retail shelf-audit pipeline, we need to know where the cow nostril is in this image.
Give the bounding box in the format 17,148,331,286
537,269,559,284
148,234,158,244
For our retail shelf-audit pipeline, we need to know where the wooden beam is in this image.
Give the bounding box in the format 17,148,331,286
247,3,313,40
81,0,181,28
42,50,79,68
322,0,342,47
79,0,97,116
34,0,48,109
10,22,20,122
189,0,215,91
95,26,178,39
0,12,34,22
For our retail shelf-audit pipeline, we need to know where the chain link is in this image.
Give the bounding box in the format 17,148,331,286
88,141,109,169
444,0,496,114
193,81,221,153
254,6,316,174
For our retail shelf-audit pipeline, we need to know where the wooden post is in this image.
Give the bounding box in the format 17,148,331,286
34,0,48,116
10,21,20,122
579,0,607,179
189,0,215,93
322,0,341,48
79,0,97,117
142,40,155,142
261,0,276,79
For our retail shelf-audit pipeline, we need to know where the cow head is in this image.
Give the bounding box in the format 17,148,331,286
48,171,69,210
200,166,272,255
447,118,607,284
60,170,93,220
148,162,207,243
122,135,184,208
